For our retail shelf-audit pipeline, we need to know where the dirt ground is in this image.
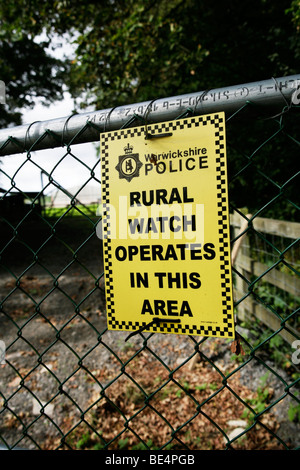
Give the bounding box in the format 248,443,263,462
0,216,298,450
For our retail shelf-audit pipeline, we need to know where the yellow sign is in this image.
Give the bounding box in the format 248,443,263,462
100,113,235,339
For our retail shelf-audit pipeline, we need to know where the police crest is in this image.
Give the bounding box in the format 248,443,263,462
115,143,143,182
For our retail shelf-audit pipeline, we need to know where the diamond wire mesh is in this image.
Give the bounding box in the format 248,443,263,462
0,97,299,450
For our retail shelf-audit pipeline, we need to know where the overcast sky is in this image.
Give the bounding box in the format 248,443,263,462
1,99,99,195
1,34,100,196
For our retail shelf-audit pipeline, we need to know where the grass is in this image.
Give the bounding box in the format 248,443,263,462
44,203,100,219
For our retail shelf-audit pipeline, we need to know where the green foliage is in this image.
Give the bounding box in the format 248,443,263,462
0,0,299,125
76,432,93,449
0,1,299,218
176,380,191,396
118,437,129,449
51,0,299,111
125,384,145,404
209,383,219,391
242,373,272,423
195,383,207,391
0,2,67,125
287,0,300,28
288,393,300,422
131,439,160,450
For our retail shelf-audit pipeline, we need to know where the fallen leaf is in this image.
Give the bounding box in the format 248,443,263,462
230,338,245,356
8,377,21,388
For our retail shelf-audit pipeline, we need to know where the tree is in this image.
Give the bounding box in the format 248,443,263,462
0,2,66,126
39,0,300,109
0,37,66,127
0,0,299,124
0,0,299,218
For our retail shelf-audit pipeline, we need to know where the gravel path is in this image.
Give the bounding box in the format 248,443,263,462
0,247,299,449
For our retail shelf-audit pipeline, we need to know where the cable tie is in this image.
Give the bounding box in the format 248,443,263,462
125,318,181,342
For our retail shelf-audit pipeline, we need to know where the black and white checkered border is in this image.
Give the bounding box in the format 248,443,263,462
101,136,115,322
213,114,235,338
100,114,234,338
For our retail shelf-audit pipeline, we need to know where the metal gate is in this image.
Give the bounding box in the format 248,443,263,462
0,75,299,450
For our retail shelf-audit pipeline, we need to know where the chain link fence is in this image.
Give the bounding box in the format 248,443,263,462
0,76,299,450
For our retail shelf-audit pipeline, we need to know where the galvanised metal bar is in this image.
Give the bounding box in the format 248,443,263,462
0,75,299,156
